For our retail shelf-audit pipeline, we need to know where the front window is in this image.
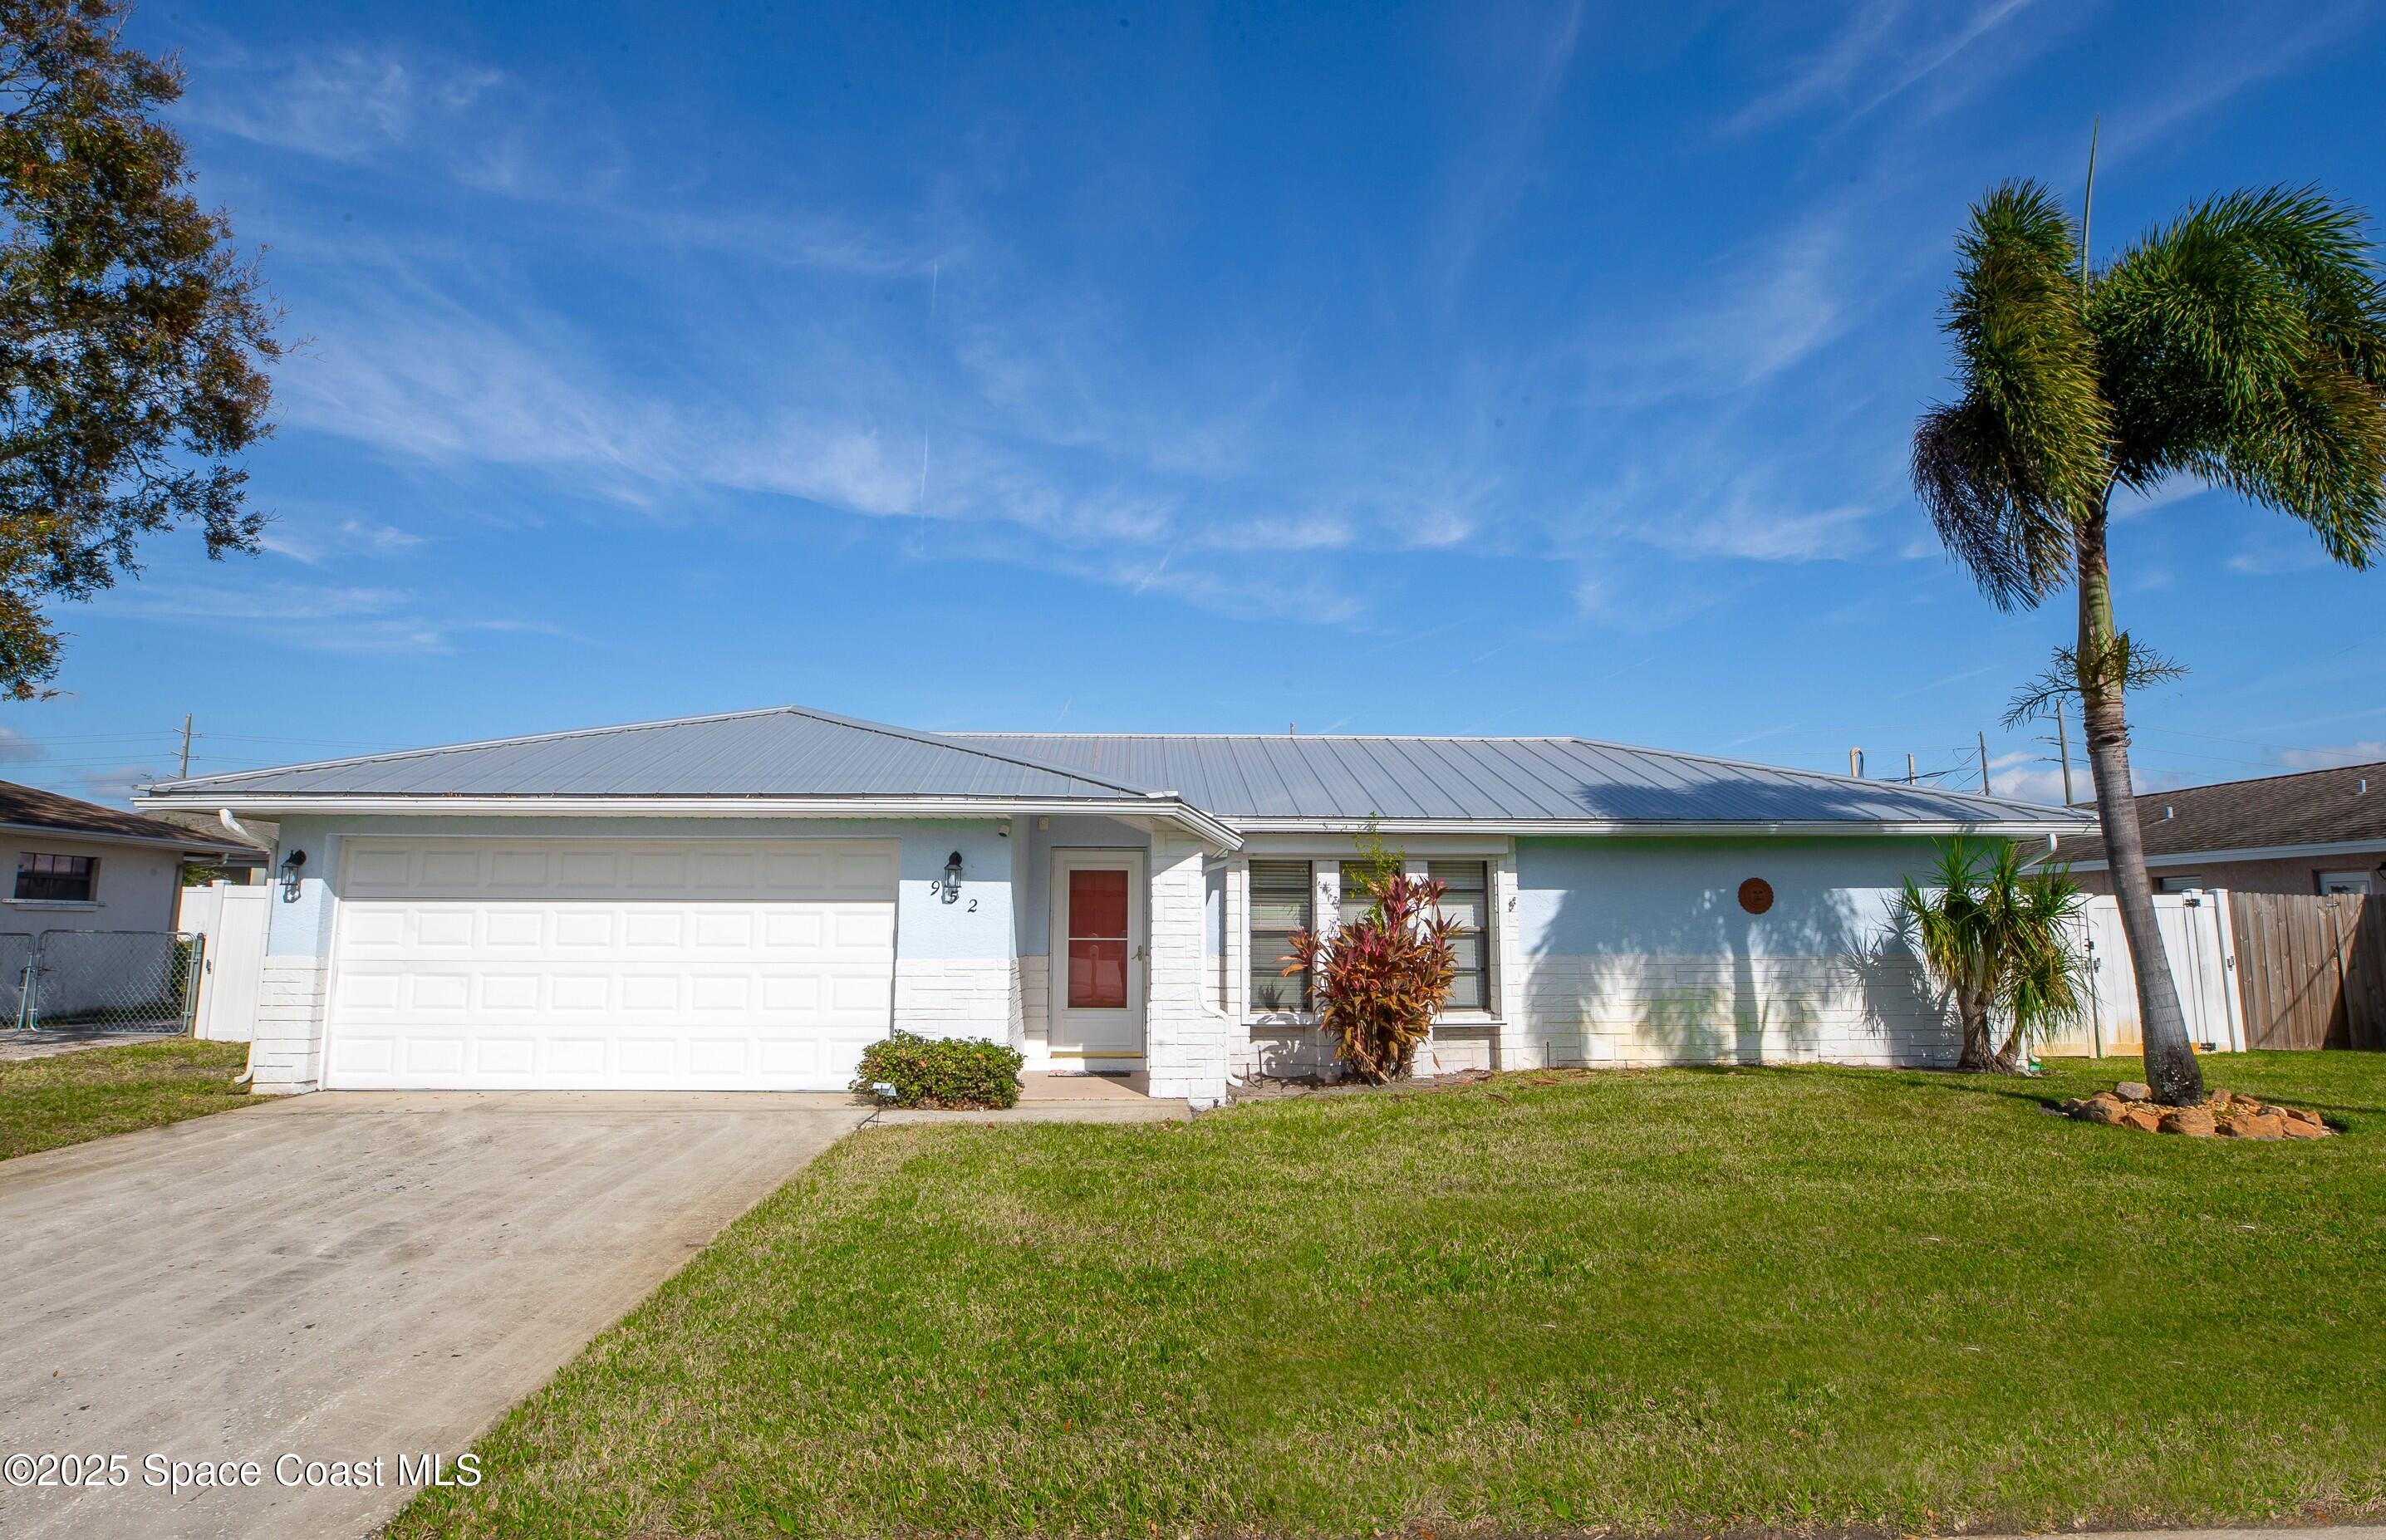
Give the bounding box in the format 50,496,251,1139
16,852,96,902
1248,860,1311,1012
1428,860,1490,1011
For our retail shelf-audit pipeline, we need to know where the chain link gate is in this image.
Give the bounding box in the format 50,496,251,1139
24,929,205,1034
0,933,30,1027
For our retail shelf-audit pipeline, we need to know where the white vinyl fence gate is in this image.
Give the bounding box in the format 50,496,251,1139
179,880,272,1042
2038,890,2246,1058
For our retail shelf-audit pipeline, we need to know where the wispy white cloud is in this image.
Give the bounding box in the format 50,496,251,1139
260,515,430,566
94,580,585,655
178,44,504,162
0,726,42,764
76,764,164,808
2277,740,2386,771
1726,0,2042,135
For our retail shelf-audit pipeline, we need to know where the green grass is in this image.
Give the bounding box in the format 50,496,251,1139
0,1038,252,1160
394,1053,2386,1538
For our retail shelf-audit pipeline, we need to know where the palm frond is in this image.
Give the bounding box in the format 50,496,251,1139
1912,180,2113,611
2094,184,2386,567
2001,633,2189,727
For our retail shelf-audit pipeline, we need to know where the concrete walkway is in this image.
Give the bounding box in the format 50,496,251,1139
870,1069,1191,1126
0,1090,867,1540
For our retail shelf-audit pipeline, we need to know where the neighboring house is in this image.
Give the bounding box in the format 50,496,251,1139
0,779,260,932
2064,762,2386,898
135,704,2088,1106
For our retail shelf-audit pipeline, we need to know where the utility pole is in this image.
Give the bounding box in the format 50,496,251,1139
177,713,193,779
2054,701,2076,805
1906,752,1917,785
1977,730,1993,797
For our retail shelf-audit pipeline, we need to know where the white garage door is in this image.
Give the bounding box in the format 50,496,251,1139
325,838,896,1091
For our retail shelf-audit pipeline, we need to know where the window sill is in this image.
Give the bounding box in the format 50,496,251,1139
3,898,100,910
1249,1014,1507,1032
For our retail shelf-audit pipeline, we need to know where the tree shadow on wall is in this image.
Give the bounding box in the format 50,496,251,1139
1526,780,1950,1069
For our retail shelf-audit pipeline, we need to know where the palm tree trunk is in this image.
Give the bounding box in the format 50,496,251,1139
1955,983,1998,1072
2076,501,2205,1106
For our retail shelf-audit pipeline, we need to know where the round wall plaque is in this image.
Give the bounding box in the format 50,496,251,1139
1737,877,1774,915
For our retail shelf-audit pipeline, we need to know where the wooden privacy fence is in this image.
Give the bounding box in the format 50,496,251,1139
2230,891,2386,1052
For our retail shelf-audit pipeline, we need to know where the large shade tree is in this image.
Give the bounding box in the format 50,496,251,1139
0,0,281,698
1914,179,2386,1106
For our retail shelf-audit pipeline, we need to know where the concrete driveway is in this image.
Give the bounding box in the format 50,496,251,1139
0,1091,868,1539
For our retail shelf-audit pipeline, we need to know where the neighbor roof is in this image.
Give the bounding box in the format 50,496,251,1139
953,732,2090,829
0,778,257,855
2064,761,2386,867
139,704,2091,834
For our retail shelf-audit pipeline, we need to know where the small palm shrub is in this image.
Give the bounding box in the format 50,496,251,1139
1285,870,1462,1083
1899,838,2089,1072
852,1031,1024,1109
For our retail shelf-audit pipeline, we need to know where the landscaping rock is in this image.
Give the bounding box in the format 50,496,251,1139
2114,1081,2153,1103
2077,1093,2129,1125
2063,1084,2330,1140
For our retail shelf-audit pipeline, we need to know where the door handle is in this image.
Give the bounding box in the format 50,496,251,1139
1133,944,1146,961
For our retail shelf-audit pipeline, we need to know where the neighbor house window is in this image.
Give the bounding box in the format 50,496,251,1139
1248,860,1312,1013
16,852,95,902
1428,860,1490,1012
2158,874,2205,894
2319,870,2374,896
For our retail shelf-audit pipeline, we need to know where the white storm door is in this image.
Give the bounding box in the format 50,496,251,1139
324,837,896,1091
1047,851,1146,1062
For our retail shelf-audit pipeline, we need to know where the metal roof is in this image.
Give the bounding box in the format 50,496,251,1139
143,706,1156,803
952,733,2094,829
138,704,2088,832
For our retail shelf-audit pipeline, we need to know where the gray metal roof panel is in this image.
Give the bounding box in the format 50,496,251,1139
953,733,2093,827
148,707,1159,803
142,705,2094,829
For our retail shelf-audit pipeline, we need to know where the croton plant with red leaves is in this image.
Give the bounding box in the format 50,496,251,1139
1284,870,1464,1083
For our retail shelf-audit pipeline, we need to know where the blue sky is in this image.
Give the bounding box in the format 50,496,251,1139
8,0,2384,807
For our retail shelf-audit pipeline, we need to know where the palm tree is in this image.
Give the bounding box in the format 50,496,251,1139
1901,838,2089,1074
1912,180,2386,1106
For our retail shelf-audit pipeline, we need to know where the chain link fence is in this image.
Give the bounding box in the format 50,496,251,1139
0,933,29,1027
22,930,204,1034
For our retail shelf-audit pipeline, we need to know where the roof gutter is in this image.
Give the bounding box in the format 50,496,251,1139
1225,817,2096,839
132,793,1245,853
2064,835,2386,873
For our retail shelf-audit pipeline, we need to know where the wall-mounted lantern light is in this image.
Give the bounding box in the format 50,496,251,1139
941,850,964,904
278,849,307,902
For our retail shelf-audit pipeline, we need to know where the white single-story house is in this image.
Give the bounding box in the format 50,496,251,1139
136,705,2092,1106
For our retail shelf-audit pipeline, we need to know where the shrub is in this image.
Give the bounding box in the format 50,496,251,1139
1285,869,1462,1083
852,1031,1024,1109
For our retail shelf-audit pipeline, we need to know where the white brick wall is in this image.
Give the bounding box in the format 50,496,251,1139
893,956,1019,1045
1518,953,1952,1067
1019,953,1050,1057
250,958,329,1094
1142,831,1232,1106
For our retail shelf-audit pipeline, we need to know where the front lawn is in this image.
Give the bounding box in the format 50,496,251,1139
395,1053,2386,1538
0,1038,252,1160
